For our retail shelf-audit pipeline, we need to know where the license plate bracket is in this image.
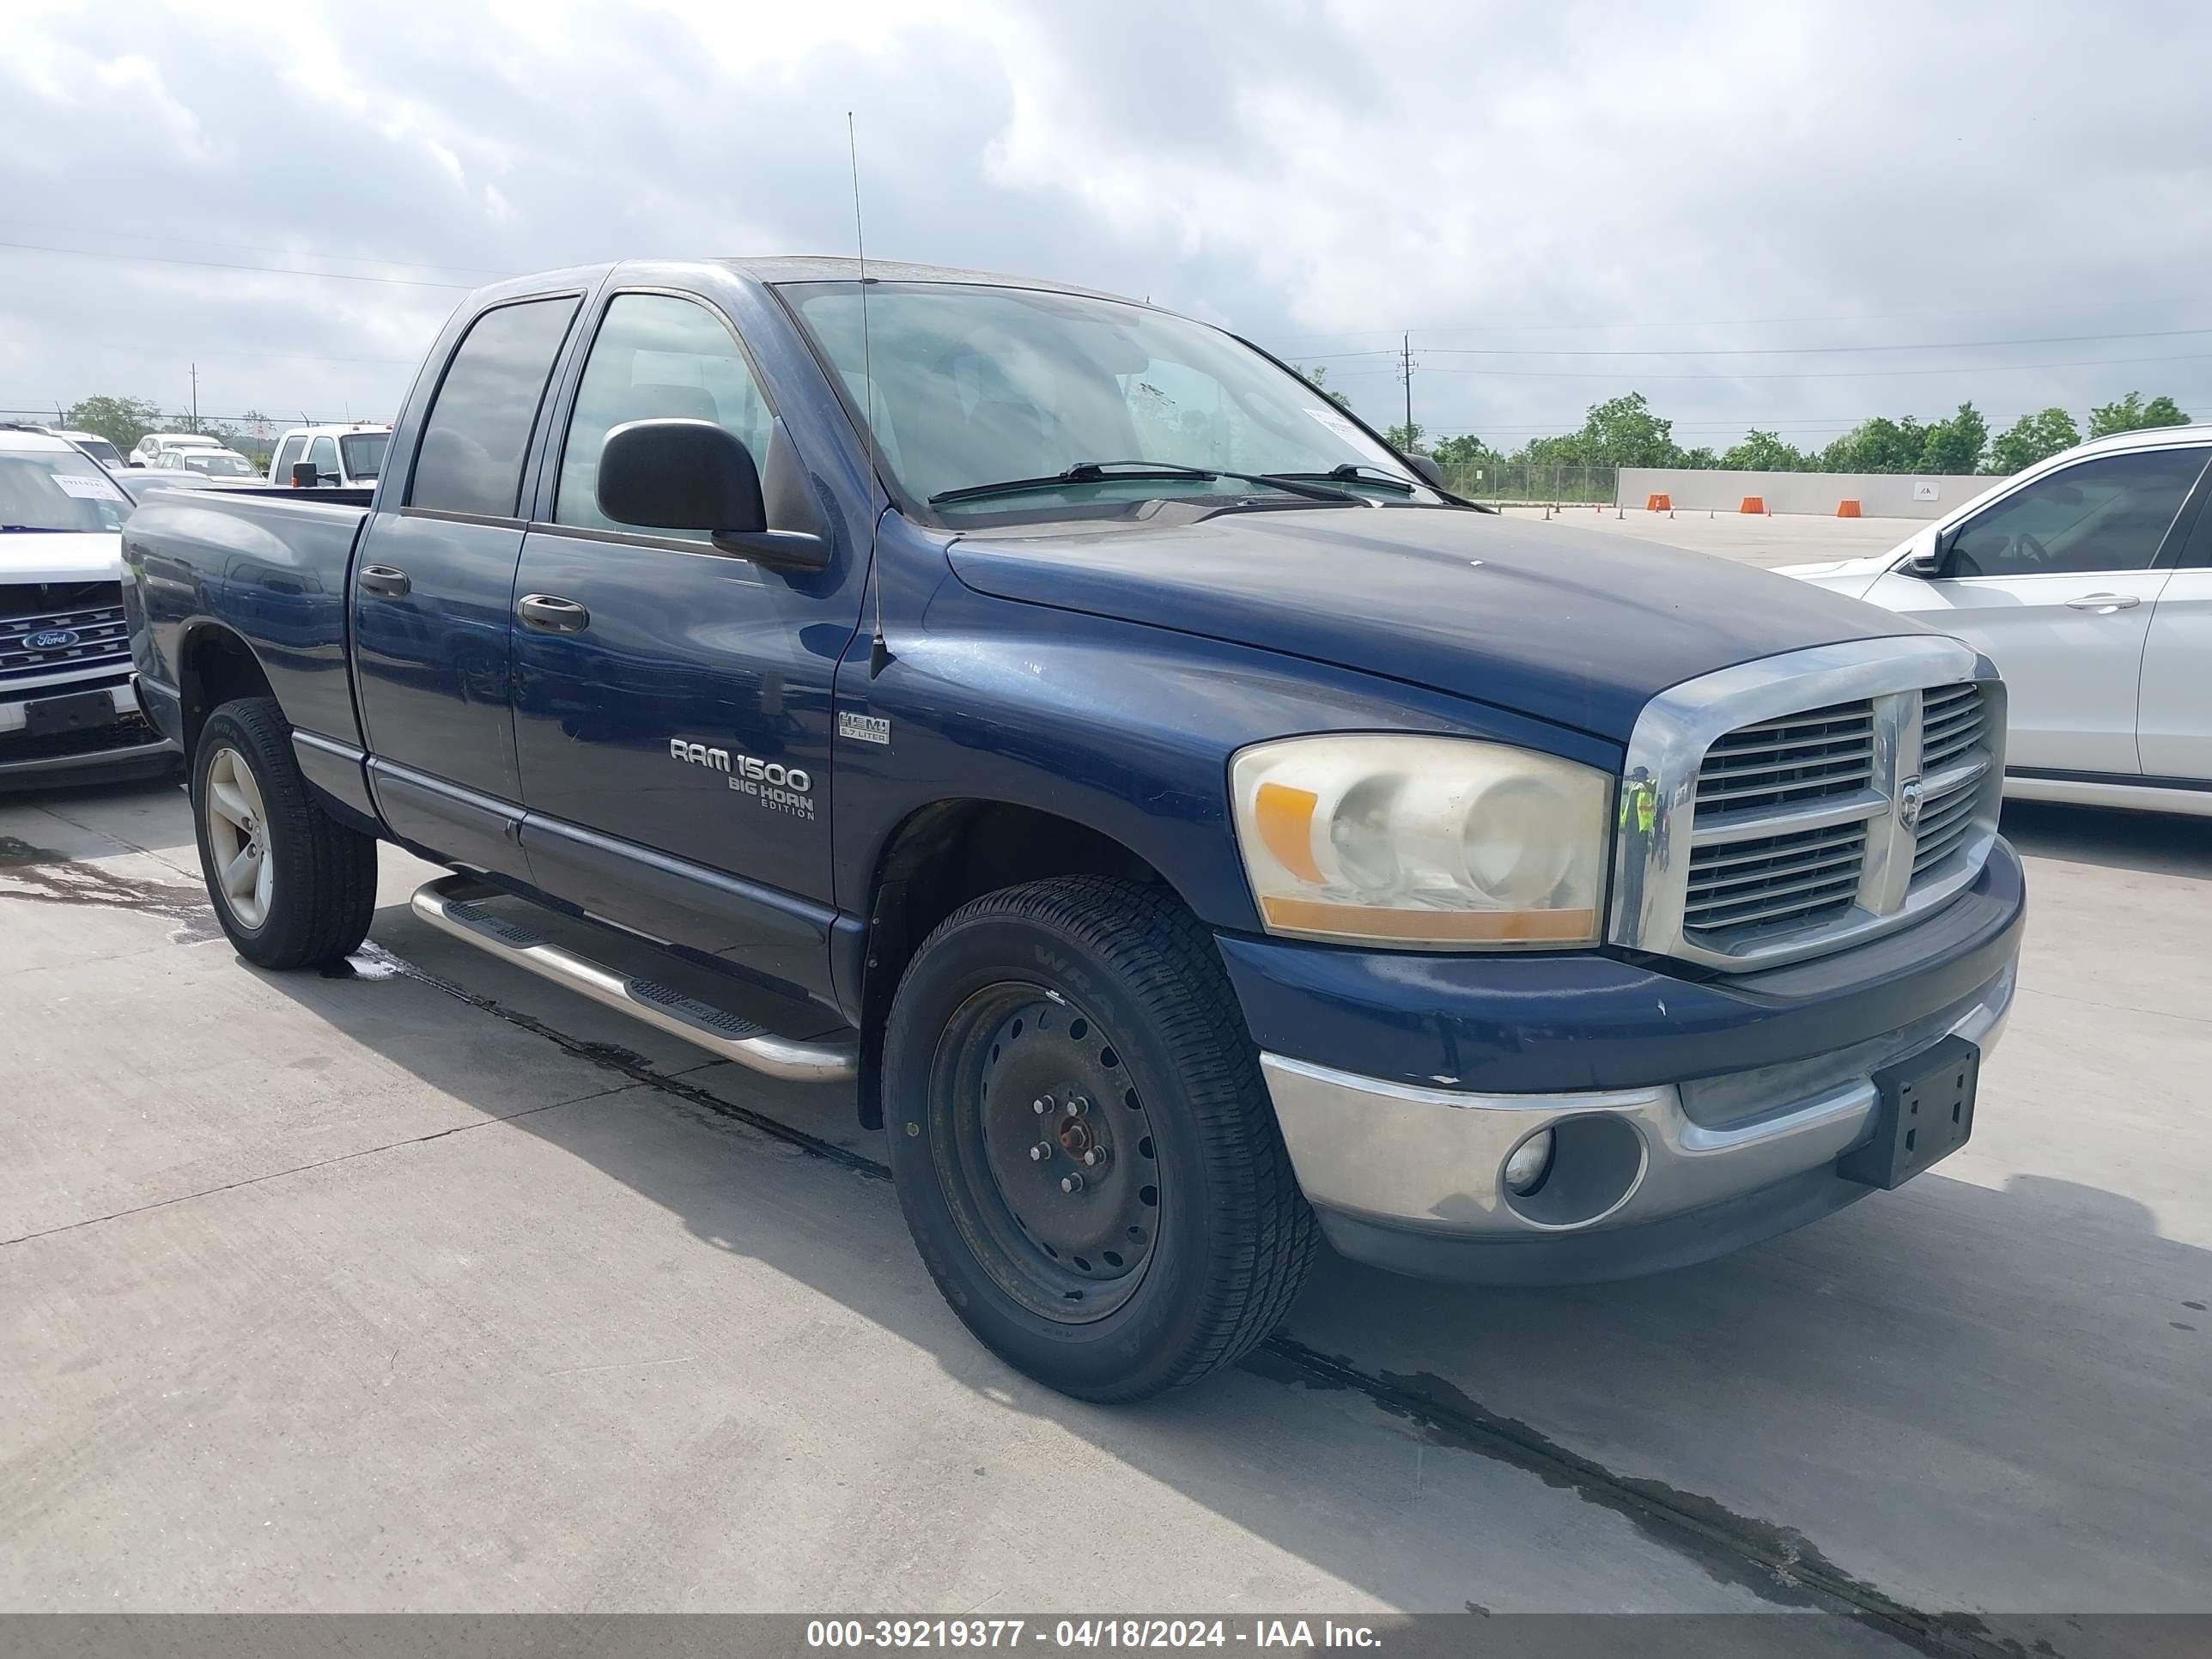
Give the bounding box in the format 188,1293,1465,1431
25,689,117,738
1839,1033,1978,1189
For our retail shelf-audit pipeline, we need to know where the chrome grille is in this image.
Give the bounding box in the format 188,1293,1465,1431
1693,700,1875,819
1684,818,1867,934
1911,682,1989,877
0,594,130,683
1622,643,2008,970
1685,696,1879,942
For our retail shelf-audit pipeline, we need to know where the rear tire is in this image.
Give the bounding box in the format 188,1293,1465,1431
191,697,378,969
884,875,1317,1401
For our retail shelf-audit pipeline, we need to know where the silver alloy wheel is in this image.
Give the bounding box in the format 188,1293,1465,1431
204,745,273,929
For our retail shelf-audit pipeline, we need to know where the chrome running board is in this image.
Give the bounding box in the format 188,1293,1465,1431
409,873,858,1085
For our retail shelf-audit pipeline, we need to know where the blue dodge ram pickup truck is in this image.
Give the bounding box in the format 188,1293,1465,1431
125,258,2026,1400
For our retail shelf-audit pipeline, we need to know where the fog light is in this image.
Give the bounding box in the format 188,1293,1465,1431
1504,1129,1554,1195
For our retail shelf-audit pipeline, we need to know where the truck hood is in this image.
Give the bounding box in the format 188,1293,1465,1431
0,530,124,587
945,508,1922,743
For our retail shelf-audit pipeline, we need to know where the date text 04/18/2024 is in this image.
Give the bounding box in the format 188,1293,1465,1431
804,1621,1382,1650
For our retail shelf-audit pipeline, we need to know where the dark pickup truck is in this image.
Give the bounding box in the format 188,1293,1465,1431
125,257,2026,1400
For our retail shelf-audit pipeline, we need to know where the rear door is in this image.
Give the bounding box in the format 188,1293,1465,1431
352,293,582,878
1858,444,2208,775
2137,471,2212,781
510,287,855,998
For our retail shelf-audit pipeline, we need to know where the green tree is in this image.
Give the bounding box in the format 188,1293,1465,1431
1430,434,1498,468
1577,392,1681,467
1295,364,1354,411
1989,407,2081,474
1720,429,1805,471
1678,446,1719,470
2087,391,2191,438
1820,415,1927,473
1919,401,1988,475
63,394,163,453
1384,422,1425,454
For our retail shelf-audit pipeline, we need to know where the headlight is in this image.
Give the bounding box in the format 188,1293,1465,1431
1229,735,1613,949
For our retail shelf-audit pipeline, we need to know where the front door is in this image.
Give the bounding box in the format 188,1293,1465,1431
509,289,857,998
1860,444,2208,775
351,293,581,878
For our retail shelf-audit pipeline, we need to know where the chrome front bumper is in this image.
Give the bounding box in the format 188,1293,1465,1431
1261,965,2013,1277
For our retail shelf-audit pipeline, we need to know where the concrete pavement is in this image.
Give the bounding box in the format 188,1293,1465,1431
4,780,2206,1630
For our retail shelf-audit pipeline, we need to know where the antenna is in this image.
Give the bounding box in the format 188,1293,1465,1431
849,111,891,678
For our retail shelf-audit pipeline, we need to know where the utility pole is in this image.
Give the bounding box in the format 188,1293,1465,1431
189,362,199,432
1400,333,1413,437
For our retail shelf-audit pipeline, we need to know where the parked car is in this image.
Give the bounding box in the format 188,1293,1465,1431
268,423,390,488
125,258,2024,1400
46,428,129,471
1781,424,2210,817
129,432,226,469
154,447,260,482
0,425,179,787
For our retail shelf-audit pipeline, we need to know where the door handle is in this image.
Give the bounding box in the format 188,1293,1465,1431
2063,592,2142,612
358,563,411,598
518,592,592,633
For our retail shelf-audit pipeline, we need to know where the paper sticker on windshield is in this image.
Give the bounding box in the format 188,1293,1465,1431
1306,409,1369,444
52,473,125,501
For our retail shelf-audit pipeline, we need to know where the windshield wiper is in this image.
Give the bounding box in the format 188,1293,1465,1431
1267,464,1419,495
929,459,1358,507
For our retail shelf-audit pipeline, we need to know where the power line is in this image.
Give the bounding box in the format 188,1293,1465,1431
42,341,420,368
1293,325,2212,363
0,240,477,290
1323,349,2212,383
2,220,514,280
1269,292,2212,349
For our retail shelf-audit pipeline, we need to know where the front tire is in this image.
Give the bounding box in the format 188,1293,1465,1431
884,875,1317,1401
191,697,378,969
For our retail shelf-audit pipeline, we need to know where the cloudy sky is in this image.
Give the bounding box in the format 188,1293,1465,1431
3,0,2209,453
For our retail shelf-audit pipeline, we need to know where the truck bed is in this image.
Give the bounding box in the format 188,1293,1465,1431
125,487,374,753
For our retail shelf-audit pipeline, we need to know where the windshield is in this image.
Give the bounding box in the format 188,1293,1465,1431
784,281,1426,518
185,453,256,476
69,436,124,466
0,452,131,532
339,431,389,480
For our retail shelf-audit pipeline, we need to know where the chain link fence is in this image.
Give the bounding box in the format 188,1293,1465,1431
1438,462,1619,507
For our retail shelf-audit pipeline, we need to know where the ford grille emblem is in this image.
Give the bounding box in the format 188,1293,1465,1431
25,629,80,650
1896,775,1925,832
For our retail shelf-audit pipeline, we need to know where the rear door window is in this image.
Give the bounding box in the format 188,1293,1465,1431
340,431,389,481
409,297,581,518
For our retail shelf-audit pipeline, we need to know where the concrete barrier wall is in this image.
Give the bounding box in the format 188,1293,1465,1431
1616,467,1999,520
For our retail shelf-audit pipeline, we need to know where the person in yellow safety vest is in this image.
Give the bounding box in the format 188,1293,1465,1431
1615,775,1660,930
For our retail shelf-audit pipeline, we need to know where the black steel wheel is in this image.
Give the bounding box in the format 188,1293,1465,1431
884,875,1318,1401
929,985,1161,1322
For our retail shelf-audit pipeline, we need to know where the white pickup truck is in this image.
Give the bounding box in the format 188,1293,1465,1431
268,423,391,489
0,426,179,787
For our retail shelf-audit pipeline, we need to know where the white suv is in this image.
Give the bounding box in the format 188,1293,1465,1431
1781,424,2212,817
130,432,227,469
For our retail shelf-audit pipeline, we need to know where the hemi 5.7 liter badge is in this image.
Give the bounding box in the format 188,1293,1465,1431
838,711,891,745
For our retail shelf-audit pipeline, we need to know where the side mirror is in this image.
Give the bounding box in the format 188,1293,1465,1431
597,418,830,572
1900,526,1945,578
291,461,319,489
1406,454,1447,489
